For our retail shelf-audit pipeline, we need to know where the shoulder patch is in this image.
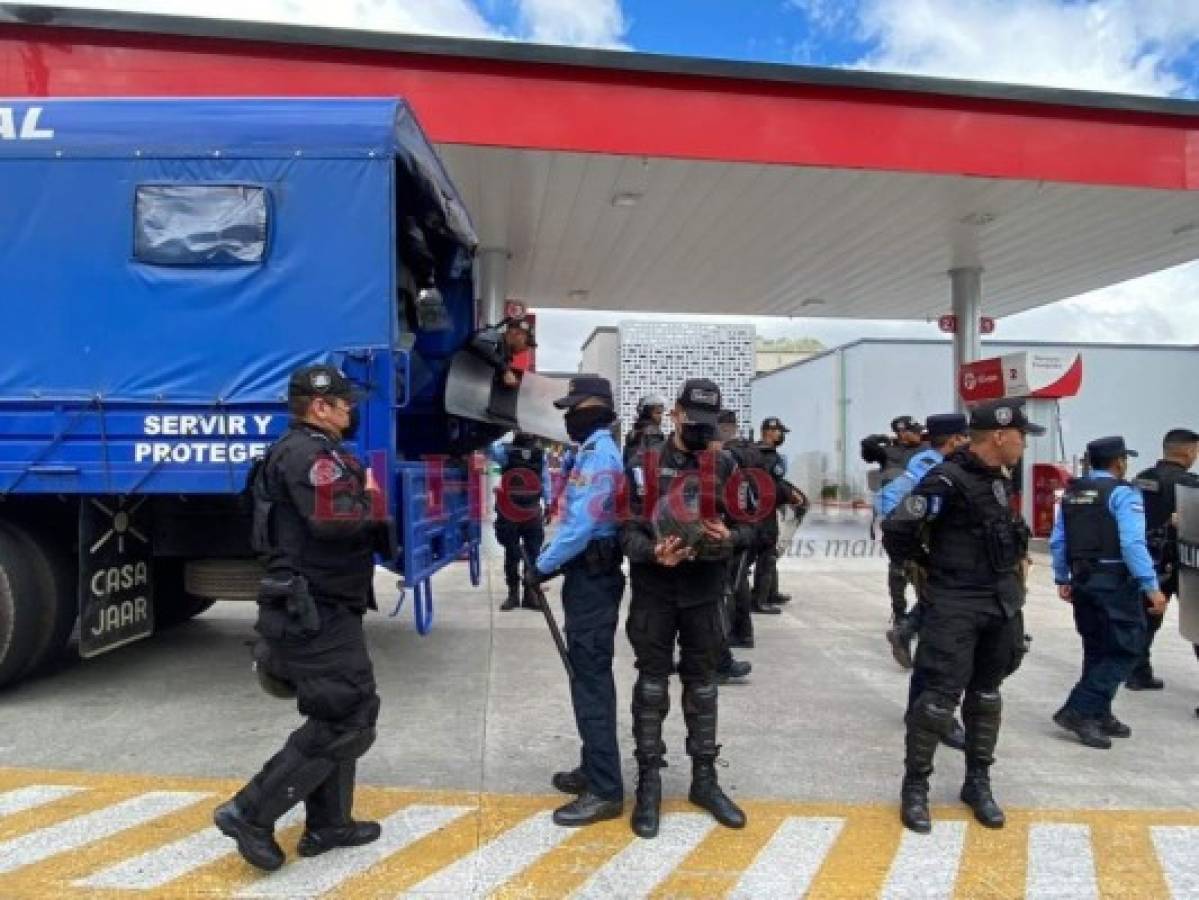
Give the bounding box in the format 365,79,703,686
309,456,343,487
903,495,927,517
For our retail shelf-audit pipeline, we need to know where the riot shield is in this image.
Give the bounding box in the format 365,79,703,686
444,350,569,444
1177,482,1199,643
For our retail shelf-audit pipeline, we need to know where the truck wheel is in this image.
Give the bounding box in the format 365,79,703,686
17,526,77,677
0,522,43,688
152,560,215,629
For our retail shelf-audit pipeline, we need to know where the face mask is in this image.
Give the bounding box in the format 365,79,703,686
679,422,715,452
341,405,361,441
774,434,786,447
565,406,615,443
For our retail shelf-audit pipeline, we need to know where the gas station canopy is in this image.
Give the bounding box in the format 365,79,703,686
2,2,1199,321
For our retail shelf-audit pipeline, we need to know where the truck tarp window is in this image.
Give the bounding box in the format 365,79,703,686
134,185,267,266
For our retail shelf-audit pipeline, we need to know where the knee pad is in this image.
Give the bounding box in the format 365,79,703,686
963,690,1001,719
633,675,670,712
682,680,718,715
907,691,956,737
325,726,377,761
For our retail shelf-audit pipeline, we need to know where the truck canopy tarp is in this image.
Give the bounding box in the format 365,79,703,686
0,98,475,404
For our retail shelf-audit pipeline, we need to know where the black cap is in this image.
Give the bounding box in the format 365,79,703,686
552,374,613,409
506,316,537,347
1087,435,1137,465
761,416,790,433
677,379,722,426
891,415,922,434
288,365,360,401
926,413,969,440
968,399,1046,435
717,409,737,425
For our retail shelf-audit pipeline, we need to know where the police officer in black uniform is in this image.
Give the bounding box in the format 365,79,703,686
719,410,759,647
750,416,796,613
491,432,547,611
622,379,756,839
215,365,390,871
1129,428,1199,690
878,416,926,623
1050,436,1167,747
623,394,666,465
882,399,1039,835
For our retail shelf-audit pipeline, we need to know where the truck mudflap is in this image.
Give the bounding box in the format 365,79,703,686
78,497,154,658
444,351,569,444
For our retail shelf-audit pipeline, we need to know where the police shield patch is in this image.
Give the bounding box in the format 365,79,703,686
995,406,1013,426
904,495,927,517
308,456,342,486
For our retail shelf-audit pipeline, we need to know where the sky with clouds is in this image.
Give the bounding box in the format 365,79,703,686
20,0,1199,370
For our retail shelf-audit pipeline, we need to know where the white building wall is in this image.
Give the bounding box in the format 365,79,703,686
755,338,1199,501
618,321,755,434
751,351,837,497
579,328,620,396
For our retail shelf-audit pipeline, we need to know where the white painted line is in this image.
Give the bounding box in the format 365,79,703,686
730,816,844,900
1152,826,1199,899
237,805,473,898
882,820,966,900
400,810,571,898
0,785,83,818
0,790,210,875
573,813,714,900
74,806,304,890
1026,823,1098,900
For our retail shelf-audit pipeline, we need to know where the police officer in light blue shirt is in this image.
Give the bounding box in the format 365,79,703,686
533,375,627,827
1050,436,1168,749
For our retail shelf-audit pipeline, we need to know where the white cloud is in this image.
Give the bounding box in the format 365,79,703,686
854,0,1199,97
14,0,630,46
515,0,628,48
13,0,503,36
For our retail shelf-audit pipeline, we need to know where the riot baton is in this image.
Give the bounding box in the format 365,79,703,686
520,548,575,680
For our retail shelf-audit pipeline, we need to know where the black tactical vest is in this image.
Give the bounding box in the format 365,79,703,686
1135,461,1187,532
500,444,545,510
927,458,1027,578
1061,476,1123,563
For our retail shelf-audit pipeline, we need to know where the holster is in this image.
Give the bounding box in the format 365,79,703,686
581,537,621,575
259,574,321,637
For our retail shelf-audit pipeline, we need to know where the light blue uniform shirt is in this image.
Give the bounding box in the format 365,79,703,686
536,428,621,574
877,447,943,517
488,440,552,507
1050,470,1159,592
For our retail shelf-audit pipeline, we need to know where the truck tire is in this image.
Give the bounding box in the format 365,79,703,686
152,560,215,629
17,526,77,678
0,522,44,688
184,559,265,602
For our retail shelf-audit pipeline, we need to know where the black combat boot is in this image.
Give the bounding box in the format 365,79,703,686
960,690,1005,828
500,580,520,611
683,681,746,829
1052,707,1112,749
226,743,336,868
630,675,669,839
899,775,931,835
902,691,954,834
213,801,286,872
298,762,382,857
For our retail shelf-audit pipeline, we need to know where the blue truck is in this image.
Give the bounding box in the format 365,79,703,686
0,97,497,686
